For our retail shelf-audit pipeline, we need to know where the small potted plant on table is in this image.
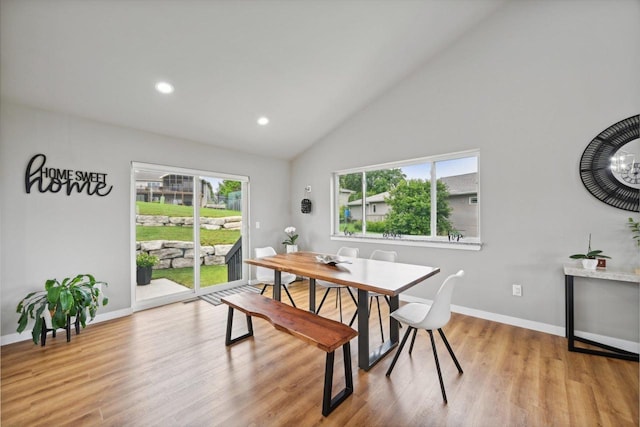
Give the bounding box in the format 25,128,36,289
570,234,611,270
282,226,299,253
136,253,158,285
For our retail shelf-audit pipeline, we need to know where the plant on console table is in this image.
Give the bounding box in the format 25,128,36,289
569,234,611,270
136,253,158,285
16,274,108,345
282,226,299,253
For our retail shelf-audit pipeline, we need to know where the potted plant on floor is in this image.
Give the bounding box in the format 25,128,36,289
569,234,611,270
136,252,158,285
16,273,108,345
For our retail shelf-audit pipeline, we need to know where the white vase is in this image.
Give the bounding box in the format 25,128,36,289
286,244,298,253
581,259,598,270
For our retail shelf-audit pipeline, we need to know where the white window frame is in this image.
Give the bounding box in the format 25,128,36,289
131,162,251,310
330,149,482,251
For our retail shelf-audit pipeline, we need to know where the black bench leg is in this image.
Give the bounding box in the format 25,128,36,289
40,319,47,347
66,315,71,342
322,342,353,416
225,307,254,346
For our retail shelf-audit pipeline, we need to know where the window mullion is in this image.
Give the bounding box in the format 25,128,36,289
361,171,367,234
430,162,437,237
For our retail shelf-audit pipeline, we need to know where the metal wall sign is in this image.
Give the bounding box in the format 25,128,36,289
25,153,113,196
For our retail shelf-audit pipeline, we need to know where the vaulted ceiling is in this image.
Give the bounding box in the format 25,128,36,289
1,0,507,159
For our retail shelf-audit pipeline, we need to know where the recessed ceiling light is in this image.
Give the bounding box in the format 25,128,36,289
155,81,174,94
257,116,269,126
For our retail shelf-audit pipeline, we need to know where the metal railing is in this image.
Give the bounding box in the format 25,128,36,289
225,238,243,282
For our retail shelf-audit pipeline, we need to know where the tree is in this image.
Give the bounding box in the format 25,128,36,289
217,180,241,197
339,169,406,201
384,179,452,235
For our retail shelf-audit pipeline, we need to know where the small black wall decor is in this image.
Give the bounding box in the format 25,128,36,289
579,115,639,212
301,198,312,214
25,153,113,197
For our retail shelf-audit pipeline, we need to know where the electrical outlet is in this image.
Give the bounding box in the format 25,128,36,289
512,284,522,297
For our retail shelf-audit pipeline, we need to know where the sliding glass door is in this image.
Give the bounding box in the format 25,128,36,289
133,163,247,308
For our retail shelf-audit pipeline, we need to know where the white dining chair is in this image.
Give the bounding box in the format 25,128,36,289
385,270,465,404
315,247,359,322
255,246,298,307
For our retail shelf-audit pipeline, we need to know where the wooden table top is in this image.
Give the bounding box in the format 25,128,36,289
245,251,440,296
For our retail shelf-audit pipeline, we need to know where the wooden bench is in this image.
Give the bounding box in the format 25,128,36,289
221,292,358,416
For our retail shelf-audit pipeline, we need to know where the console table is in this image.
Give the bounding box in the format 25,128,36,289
564,265,639,361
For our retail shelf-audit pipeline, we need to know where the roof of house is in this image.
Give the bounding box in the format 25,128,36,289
347,192,390,206
439,173,478,195
346,172,478,205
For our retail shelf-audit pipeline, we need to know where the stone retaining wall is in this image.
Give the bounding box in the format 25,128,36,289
136,215,242,230
136,240,234,269
136,215,240,269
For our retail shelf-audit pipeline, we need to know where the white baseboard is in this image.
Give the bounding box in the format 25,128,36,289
400,294,640,354
1,307,133,346
5,296,637,356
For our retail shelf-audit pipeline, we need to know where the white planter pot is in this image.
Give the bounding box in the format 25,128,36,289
286,244,298,253
581,259,598,270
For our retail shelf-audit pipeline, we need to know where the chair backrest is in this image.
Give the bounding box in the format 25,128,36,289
417,270,464,330
337,247,359,258
255,246,277,282
370,250,397,262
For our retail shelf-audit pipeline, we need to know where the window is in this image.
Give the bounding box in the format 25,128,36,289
332,150,480,249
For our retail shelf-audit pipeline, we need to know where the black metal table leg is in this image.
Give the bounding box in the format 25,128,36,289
309,278,316,313
273,270,282,302
357,289,398,371
566,274,574,346
565,273,638,362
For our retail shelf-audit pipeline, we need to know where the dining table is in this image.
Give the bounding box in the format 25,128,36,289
245,251,440,371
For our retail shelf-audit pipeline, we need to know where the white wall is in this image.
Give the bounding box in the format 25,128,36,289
0,102,291,339
291,0,640,342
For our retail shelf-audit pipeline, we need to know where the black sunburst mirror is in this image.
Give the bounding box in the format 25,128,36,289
579,115,639,212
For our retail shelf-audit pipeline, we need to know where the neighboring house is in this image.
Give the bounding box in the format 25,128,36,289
338,188,355,210
439,173,478,237
345,173,478,236
135,172,212,207
347,191,391,222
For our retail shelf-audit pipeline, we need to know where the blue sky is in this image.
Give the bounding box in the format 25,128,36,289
401,156,477,180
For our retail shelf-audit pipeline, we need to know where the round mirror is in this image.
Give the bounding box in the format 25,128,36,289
609,138,639,188
579,115,639,211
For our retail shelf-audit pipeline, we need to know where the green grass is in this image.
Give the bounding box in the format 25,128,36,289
136,201,240,218
136,226,240,246
152,265,228,288
136,202,240,285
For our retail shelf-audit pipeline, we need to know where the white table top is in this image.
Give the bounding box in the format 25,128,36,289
564,265,640,283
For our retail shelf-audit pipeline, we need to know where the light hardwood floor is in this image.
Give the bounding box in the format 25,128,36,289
2,280,638,426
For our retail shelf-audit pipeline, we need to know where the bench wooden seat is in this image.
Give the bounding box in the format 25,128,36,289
221,292,358,416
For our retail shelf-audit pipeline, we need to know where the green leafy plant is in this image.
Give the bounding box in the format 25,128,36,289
16,274,108,344
628,217,640,248
569,234,611,260
136,252,159,268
